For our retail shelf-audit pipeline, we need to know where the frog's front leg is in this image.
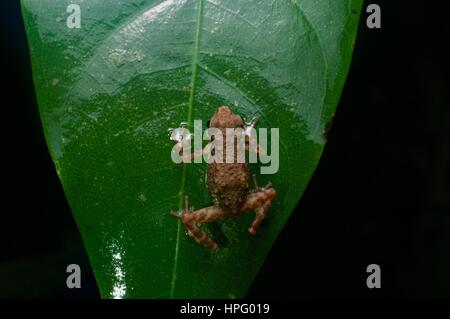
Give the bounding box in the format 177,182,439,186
244,116,267,156
170,196,230,252
168,123,208,162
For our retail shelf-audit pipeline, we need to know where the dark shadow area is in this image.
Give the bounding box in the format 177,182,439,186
0,1,98,298
248,0,450,298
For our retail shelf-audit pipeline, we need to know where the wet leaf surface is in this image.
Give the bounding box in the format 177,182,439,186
21,0,362,298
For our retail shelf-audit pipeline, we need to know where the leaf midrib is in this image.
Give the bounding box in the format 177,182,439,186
169,0,204,298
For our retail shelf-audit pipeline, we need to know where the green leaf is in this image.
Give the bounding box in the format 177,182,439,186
21,0,363,298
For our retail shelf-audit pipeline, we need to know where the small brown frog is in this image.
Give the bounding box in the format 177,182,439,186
169,106,276,252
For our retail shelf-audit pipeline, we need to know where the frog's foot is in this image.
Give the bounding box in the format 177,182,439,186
168,123,207,162
168,122,189,142
240,182,276,235
169,210,184,218
170,196,226,252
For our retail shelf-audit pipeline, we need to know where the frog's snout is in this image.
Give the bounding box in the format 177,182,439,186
218,105,231,112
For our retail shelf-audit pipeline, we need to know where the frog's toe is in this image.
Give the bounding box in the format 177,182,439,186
169,210,183,218
168,124,192,143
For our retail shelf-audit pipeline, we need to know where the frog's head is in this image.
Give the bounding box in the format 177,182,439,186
208,106,244,129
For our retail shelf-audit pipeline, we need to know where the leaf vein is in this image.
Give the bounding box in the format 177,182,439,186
170,0,205,299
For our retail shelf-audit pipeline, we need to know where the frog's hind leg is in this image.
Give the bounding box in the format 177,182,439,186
240,181,277,235
248,196,272,235
170,196,228,252
182,220,218,252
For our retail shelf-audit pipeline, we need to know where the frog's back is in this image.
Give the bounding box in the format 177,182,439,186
205,106,250,211
207,162,249,211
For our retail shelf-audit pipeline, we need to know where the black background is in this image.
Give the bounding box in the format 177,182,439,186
1,1,449,298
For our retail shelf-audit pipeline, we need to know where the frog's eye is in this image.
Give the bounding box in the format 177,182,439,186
206,120,211,128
